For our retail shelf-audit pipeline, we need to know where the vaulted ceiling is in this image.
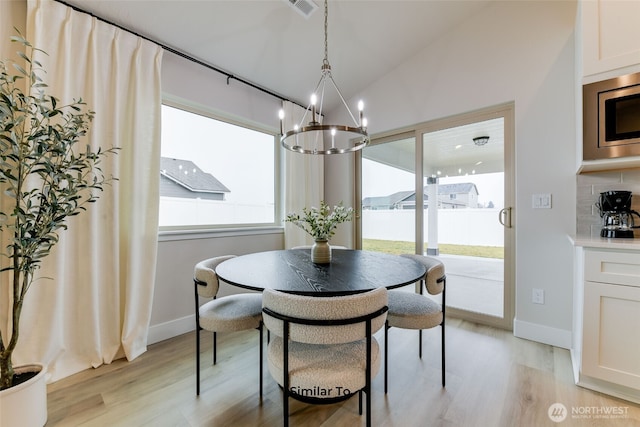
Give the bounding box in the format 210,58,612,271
60,0,503,178
62,0,493,108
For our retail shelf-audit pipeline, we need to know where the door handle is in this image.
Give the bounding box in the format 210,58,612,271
499,207,512,228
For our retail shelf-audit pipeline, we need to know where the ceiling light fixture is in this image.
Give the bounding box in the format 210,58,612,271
278,0,369,155
473,136,490,146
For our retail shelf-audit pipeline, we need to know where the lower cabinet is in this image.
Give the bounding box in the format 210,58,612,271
583,280,640,389
573,247,640,402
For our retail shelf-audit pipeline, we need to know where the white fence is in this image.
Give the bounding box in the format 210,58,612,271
159,197,274,226
362,209,503,247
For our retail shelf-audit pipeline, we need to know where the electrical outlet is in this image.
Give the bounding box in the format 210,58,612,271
532,288,545,304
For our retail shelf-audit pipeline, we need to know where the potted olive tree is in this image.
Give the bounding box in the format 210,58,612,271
0,34,116,426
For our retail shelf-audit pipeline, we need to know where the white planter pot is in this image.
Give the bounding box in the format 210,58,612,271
0,363,47,427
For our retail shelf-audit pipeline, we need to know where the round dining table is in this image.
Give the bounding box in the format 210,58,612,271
215,248,426,296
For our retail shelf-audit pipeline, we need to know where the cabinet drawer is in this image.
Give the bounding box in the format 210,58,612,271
585,250,640,287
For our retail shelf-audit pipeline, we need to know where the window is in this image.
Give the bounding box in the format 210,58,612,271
160,103,277,229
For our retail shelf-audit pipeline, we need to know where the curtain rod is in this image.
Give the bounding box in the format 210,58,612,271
55,0,304,109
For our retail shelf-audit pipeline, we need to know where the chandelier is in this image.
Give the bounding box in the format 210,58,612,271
278,0,369,155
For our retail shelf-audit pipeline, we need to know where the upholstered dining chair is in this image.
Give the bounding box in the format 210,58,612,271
193,256,264,396
384,254,446,392
262,287,388,427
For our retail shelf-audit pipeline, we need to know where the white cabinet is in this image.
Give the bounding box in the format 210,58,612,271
581,0,640,82
573,247,640,403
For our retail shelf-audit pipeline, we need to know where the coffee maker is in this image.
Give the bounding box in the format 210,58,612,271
596,191,640,238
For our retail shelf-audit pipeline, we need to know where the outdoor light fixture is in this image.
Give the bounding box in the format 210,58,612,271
278,0,369,155
473,136,490,146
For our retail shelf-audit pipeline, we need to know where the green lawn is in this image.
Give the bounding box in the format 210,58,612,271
363,239,504,259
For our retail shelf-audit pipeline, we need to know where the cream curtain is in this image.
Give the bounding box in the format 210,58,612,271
282,101,324,248
8,0,163,382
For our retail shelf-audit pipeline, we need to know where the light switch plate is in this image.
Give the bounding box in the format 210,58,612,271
532,193,552,209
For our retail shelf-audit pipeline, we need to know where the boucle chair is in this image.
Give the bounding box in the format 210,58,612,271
193,256,264,396
385,254,446,392
262,287,388,427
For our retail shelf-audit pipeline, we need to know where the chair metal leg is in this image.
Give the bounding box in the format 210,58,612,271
384,320,389,393
419,278,424,360
442,279,446,388
283,321,290,427
196,328,201,395
441,322,445,387
213,331,217,365
194,280,202,396
365,319,372,427
259,322,263,398
358,390,363,415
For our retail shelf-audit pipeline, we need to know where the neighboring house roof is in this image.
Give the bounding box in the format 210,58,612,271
435,183,479,195
363,190,416,208
160,157,230,194
364,183,479,208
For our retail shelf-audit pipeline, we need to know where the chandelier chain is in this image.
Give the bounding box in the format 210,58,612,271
323,0,329,68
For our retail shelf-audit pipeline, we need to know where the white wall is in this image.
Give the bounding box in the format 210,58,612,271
327,1,578,347
150,230,283,344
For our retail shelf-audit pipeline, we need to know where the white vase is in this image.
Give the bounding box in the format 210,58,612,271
311,240,331,264
0,363,47,427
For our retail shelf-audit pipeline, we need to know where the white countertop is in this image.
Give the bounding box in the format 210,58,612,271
569,235,640,250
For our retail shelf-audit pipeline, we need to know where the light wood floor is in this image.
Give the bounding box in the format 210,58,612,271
46,318,640,426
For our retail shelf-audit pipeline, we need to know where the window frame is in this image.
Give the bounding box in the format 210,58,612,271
159,98,282,233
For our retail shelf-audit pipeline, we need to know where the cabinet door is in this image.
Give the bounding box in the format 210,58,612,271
583,281,640,389
582,0,640,79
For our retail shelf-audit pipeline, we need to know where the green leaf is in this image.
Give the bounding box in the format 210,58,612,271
11,63,28,76
16,51,31,63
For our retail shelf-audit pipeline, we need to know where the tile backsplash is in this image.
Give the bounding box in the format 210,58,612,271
576,169,640,238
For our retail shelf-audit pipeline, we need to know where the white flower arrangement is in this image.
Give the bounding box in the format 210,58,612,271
285,201,354,241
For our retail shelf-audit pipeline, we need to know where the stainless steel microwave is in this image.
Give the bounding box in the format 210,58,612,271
583,72,640,160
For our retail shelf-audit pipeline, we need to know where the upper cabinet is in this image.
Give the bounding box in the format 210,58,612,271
578,0,640,172
581,0,640,83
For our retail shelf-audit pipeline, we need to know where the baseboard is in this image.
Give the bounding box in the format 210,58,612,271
513,318,572,349
147,315,195,345
576,375,640,405
570,347,581,383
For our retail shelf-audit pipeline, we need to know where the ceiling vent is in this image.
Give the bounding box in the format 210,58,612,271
285,0,318,19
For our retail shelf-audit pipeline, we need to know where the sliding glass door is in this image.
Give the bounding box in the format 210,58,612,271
357,104,514,329
359,134,416,255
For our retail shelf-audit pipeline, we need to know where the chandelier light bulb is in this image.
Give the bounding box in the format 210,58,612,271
310,94,318,124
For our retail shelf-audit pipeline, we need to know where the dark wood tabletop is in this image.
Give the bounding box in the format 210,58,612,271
215,249,426,296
